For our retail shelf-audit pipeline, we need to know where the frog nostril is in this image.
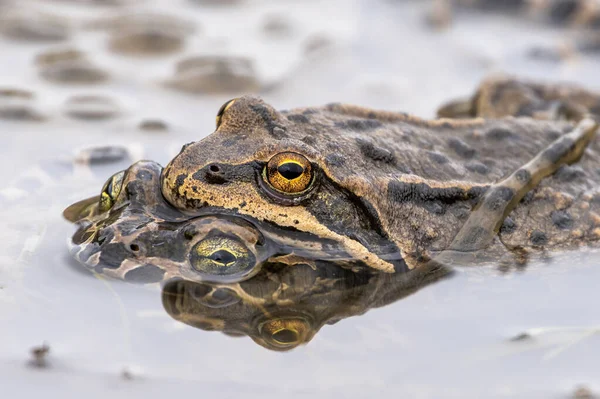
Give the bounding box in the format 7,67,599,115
129,243,140,252
204,164,228,185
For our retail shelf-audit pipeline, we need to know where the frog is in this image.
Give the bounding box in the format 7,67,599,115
161,76,600,273
162,259,451,351
64,160,391,283
426,0,600,56
438,75,600,121
428,0,600,30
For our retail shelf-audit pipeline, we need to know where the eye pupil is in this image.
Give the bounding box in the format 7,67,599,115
278,163,304,180
210,250,236,266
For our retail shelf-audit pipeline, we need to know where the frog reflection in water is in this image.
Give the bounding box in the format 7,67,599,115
161,76,600,271
162,260,450,351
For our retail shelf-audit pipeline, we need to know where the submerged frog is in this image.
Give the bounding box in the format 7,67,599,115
64,160,267,283
64,160,390,283
162,259,450,351
161,77,600,272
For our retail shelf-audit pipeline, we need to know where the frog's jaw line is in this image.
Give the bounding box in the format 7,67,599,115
169,180,397,273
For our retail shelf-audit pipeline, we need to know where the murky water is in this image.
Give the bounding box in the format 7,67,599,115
1,0,599,398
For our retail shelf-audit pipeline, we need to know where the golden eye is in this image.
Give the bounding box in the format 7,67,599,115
264,152,313,194
259,318,311,350
98,170,125,213
215,98,237,129
189,235,256,281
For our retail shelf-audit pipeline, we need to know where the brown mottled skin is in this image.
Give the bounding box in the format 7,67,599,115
162,260,450,351
440,77,600,257
162,77,600,271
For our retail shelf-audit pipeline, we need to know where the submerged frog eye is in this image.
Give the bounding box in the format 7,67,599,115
98,170,125,213
259,317,311,350
215,98,237,129
264,152,313,194
189,234,256,281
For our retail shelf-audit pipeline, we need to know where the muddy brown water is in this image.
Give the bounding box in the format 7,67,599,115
1,1,599,398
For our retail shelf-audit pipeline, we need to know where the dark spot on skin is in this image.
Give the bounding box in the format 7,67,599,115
425,202,445,214
287,114,309,123
249,104,287,138
521,190,535,205
97,243,130,270
325,153,345,167
530,230,548,246
387,181,481,214
336,119,382,131
272,126,287,138
465,161,489,175
222,137,243,147
543,138,575,163
184,228,196,240
500,216,517,234
484,186,516,211
124,265,165,283
302,136,317,145
486,127,516,141
447,138,476,159
175,174,186,191
239,201,247,208
451,206,471,219
136,170,153,181
515,169,531,183
551,210,573,230
427,151,449,164
192,186,198,192
302,109,317,115
367,112,377,119
554,165,585,181
546,130,561,140
467,186,489,198
356,138,395,164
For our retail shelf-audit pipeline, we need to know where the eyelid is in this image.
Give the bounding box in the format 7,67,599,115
215,98,237,129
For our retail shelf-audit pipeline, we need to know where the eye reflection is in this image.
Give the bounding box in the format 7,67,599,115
189,234,257,281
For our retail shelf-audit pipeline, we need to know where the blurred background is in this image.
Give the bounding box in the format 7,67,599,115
0,0,599,398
